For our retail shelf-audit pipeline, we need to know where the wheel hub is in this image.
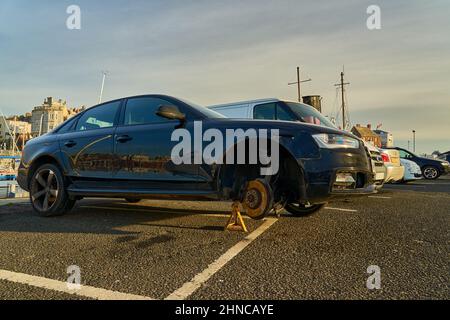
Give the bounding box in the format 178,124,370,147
424,167,437,179
31,169,59,211
241,179,272,219
244,189,262,209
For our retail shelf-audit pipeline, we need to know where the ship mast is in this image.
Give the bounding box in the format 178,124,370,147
334,67,350,130
0,109,19,154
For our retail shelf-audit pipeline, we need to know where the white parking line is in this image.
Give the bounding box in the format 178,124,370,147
415,182,450,185
386,184,426,188
368,196,392,199
165,217,278,300
0,269,153,300
324,207,358,212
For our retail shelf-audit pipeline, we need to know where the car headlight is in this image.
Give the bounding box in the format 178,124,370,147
442,161,449,166
312,134,360,149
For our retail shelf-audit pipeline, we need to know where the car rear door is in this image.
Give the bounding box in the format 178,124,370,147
58,100,122,179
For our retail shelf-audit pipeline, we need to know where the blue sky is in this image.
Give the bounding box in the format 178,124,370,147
0,0,449,153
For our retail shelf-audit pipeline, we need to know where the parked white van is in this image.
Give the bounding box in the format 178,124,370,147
208,98,336,128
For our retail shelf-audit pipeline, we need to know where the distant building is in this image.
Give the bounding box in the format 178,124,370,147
373,129,394,148
15,112,32,123
31,97,83,137
351,124,382,147
0,117,32,150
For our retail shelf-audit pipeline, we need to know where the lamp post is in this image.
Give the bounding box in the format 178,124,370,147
38,113,44,137
98,71,108,104
412,130,416,153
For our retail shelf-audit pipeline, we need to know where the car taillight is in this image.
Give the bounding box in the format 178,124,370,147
381,153,390,163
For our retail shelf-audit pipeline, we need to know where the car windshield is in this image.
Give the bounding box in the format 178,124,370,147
284,102,336,129
177,98,227,119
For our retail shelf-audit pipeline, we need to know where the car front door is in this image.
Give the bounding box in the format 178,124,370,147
113,96,201,182
58,100,121,180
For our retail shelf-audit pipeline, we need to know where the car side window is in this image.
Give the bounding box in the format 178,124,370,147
276,103,295,121
55,116,78,134
75,101,121,131
253,103,276,120
398,150,412,159
123,97,183,125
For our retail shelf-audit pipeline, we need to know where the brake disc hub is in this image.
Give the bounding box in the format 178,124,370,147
242,179,273,220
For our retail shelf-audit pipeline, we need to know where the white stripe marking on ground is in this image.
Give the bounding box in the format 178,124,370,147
368,196,392,199
0,269,153,300
324,207,358,212
415,182,450,185
165,217,278,300
386,184,425,188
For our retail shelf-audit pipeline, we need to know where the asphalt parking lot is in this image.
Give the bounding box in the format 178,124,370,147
0,177,449,300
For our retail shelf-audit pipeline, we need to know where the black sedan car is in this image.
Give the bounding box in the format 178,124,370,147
17,94,376,218
388,147,450,179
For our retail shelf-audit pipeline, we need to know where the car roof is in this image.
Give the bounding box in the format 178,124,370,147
208,98,279,108
88,94,183,108
208,98,309,109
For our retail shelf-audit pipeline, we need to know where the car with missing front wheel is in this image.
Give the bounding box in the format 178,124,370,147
208,98,383,194
17,94,376,219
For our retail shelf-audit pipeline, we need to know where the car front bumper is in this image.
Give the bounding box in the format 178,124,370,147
300,147,376,203
403,165,422,181
16,167,29,191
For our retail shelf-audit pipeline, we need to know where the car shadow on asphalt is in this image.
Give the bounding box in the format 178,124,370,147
0,200,241,235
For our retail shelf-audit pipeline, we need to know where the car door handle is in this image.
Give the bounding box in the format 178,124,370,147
116,135,133,143
64,140,77,148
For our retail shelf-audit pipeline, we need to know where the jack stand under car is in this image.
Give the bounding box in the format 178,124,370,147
225,202,248,232
225,179,274,232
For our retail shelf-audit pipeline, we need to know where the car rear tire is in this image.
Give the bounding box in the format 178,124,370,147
125,198,143,203
422,166,440,180
285,203,325,216
29,163,75,217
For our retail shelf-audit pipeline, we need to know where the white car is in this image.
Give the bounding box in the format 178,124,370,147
364,141,386,190
380,149,405,183
400,158,422,182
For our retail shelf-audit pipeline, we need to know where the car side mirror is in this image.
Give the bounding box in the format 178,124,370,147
156,105,186,121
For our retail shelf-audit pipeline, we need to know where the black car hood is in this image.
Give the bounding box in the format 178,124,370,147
205,118,354,137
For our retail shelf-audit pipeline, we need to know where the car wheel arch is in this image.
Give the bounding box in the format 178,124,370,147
27,155,65,188
215,141,306,201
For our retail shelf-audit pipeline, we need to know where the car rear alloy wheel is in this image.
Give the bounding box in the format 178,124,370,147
30,164,75,217
422,166,439,180
31,168,58,211
285,203,325,216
